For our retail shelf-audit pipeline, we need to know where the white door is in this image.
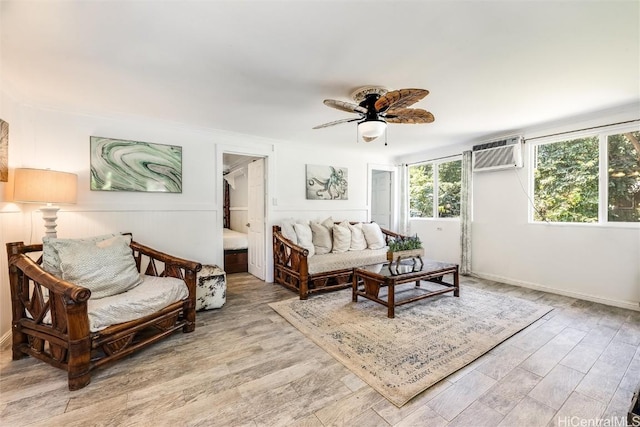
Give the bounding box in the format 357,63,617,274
371,170,392,229
247,158,266,280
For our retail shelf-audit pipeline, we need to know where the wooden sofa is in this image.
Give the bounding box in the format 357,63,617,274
273,223,404,299
6,237,202,390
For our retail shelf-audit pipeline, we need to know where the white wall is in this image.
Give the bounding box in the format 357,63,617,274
397,105,640,311
271,141,393,225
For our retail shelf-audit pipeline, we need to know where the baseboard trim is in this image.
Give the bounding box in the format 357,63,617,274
0,330,11,350
471,272,640,312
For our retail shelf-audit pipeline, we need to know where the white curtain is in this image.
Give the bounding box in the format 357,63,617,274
460,151,472,275
398,164,410,235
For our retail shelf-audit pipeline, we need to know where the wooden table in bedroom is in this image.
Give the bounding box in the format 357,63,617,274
352,259,459,318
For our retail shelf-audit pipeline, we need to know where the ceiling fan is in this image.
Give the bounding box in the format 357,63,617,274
313,86,434,143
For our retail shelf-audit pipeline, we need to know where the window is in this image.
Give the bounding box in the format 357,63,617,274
437,160,462,217
532,128,640,224
608,131,640,222
409,159,461,219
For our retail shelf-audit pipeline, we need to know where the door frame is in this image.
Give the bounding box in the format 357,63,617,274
367,163,397,231
217,144,274,282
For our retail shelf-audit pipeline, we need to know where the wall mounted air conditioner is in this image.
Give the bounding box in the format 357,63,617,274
472,136,523,172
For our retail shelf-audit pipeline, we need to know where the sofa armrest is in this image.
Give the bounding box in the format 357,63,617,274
273,225,311,297
380,226,406,244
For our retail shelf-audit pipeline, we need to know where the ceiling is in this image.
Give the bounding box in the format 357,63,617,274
2,1,639,157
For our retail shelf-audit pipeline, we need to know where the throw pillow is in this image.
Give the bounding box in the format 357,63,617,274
310,221,332,255
348,222,367,251
321,216,334,236
293,222,315,257
332,221,351,253
362,222,386,250
54,234,143,299
280,218,298,244
43,233,118,277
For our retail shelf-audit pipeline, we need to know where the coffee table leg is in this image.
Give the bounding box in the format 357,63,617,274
388,283,395,318
454,269,460,297
352,273,358,302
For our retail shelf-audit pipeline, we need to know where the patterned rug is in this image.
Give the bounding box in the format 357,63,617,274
269,285,552,407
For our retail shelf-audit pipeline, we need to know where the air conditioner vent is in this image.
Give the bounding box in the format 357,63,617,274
473,136,523,172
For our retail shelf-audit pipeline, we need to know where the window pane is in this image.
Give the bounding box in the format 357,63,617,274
409,164,433,218
533,136,599,223
608,131,640,222
438,160,461,218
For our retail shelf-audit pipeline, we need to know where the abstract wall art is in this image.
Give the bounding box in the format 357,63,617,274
0,119,8,182
306,164,348,200
90,136,182,193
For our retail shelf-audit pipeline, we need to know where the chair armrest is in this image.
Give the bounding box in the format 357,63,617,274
9,253,91,303
130,240,202,274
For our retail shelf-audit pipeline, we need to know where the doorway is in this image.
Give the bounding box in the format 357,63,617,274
369,165,396,231
222,153,266,280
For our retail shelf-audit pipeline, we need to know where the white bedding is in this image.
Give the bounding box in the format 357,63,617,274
223,228,249,250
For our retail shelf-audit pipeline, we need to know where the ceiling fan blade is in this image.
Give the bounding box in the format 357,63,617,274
375,89,429,112
312,117,361,129
384,108,435,124
323,99,368,114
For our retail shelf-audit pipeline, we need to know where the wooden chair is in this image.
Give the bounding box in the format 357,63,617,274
6,238,202,390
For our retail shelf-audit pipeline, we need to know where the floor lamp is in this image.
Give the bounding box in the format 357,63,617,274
13,168,78,238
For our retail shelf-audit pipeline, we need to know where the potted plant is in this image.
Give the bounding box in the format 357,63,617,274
387,235,424,263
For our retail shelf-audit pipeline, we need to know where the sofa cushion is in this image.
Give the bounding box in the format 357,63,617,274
331,221,351,253
362,222,386,250
280,218,298,244
310,221,332,254
53,234,143,299
88,275,188,332
348,222,367,251
307,248,388,275
293,222,315,257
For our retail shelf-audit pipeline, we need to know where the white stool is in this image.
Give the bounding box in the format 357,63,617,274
195,265,226,311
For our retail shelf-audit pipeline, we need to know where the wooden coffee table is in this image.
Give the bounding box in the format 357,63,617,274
352,259,459,318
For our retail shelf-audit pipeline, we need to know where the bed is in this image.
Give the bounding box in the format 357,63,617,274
223,181,249,273
224,228,248,273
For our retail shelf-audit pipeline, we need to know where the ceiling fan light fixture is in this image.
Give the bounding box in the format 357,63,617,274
358,120,387,142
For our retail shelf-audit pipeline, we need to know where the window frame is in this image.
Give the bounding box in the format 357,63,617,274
528,124,640,227
409,156,462,221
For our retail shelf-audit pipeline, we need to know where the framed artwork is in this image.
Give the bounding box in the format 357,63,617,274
0,119,8,182
90,136,182,193
306,164,348,200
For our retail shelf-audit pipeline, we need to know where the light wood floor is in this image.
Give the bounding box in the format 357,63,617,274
1,274,639,427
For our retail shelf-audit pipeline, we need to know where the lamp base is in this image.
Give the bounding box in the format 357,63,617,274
39,205,60,238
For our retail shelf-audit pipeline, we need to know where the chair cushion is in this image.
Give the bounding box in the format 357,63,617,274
88,275,188,332
52,234,143,299
43,233,117,277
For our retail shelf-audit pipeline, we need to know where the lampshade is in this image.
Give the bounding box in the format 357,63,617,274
358,120,387,142
13,168,78,204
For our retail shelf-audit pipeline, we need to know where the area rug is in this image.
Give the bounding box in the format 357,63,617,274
269,286,553,407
